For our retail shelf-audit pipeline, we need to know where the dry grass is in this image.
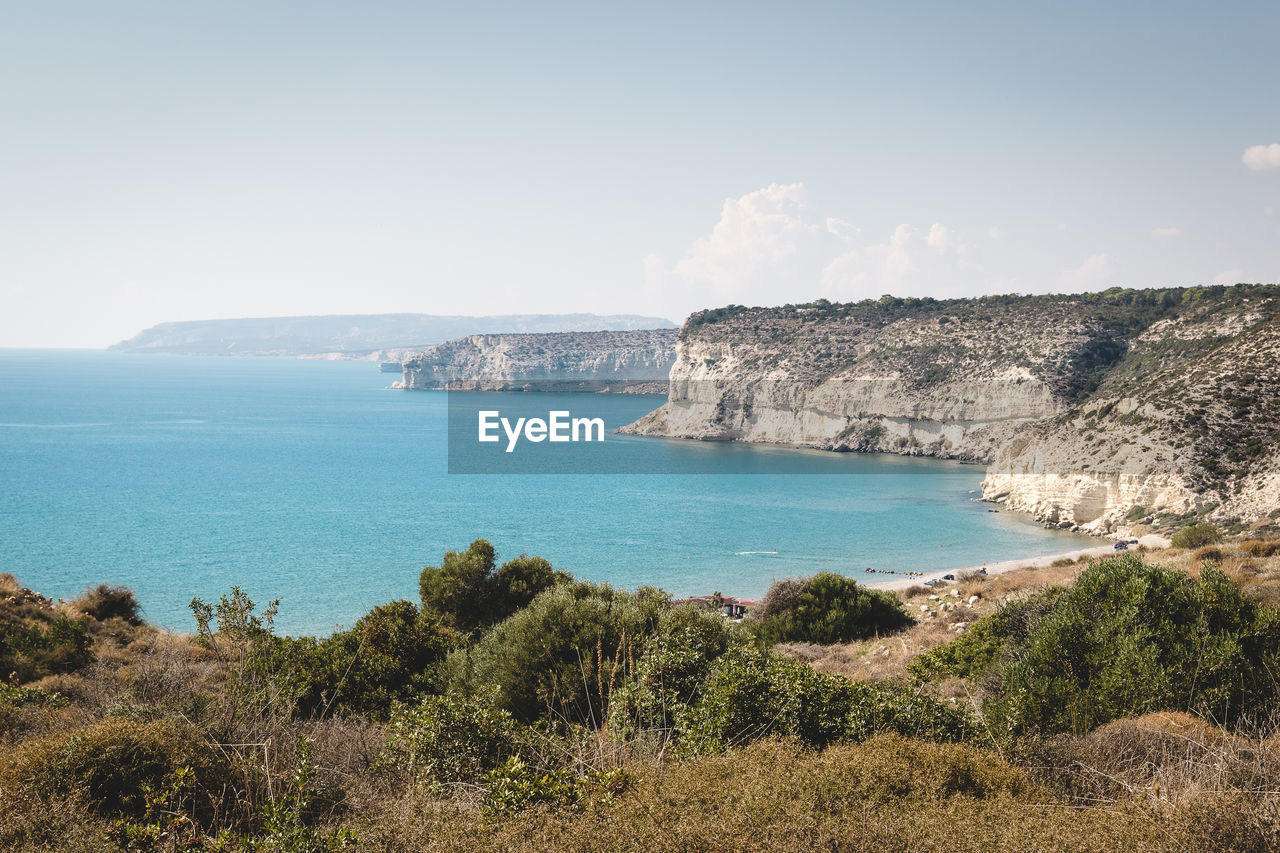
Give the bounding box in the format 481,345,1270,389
1241,539,1280,558
1193,545,1227,562
1020,710,1280,849
302,715,396,817
353,735,1260,852
1155,544,1280,606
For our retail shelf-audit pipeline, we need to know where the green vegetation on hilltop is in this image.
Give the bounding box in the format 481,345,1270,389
684,284,1279,337
683,285,1280,400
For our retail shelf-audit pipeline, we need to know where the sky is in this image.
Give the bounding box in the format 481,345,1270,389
1,1,1278,347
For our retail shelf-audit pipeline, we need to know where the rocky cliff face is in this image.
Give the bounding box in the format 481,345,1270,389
623,287,1280,535
981,298,1280,533
397,329,677,391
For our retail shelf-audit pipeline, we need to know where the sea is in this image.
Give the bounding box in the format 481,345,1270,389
0,350,1091,635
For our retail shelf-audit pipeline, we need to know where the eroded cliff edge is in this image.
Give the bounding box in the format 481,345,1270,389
621,286,1280,535
397,329,677,392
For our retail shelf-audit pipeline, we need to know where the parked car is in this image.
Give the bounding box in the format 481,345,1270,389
1114,542,1129,550
942,574,955,581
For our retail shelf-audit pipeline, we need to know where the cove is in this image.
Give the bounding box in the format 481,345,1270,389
0,350,1092,635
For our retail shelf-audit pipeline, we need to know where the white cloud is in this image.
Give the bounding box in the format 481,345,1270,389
987,225,1005,239
825,217,858,239
1266,207,1276,217
644,183,993,312
1243,143,1280,171
644,183,839,309
926,223,958,252
822,224,920,297
1060,254,1113,290
1056,223,1068,232
1212,268,1246,286
1151,226,1182,239
671,183,817,291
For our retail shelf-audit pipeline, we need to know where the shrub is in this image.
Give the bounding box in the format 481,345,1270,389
1193,545,1225,562
488,555,567,621
419,540,496,631
454,582,669,725
751,572,912,646
0,683,69,708
1171,522,1223,549
253,737,358,851
419,540,568,633
285,600,455,719
678,646,973,754
843,680,976,745
914,554,1280,736
1240,539,1280,558
910,590,1065,682
0,684,71,740
482,757,584,815
1126,504,1148,522
0,718,228,818
0,613,94,683
71,584,143,625
677,646,853,753
383,693,526,784
608,604,739,736
752,577,806,622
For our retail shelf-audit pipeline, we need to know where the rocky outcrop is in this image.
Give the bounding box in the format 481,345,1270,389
623,286,1280,534
980,433,1199,534
639,355,1059,462
981,299,1280,533
622,295,1121,462
397,329,676,392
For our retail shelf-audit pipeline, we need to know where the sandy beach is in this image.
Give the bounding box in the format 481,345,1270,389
866,533,1173,592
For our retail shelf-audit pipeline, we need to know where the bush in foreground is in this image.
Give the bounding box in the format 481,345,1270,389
913,553,1280,735
70,584,143,626
383,693,528,784
679,646,974,753
0,613,93,684
419,540,569,633
1171,522,1223,549
750,572,912,646
283,599,456,719
454,582,734,726
0,717,229,819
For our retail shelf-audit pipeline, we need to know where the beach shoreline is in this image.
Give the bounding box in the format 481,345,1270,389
865,534,1173,592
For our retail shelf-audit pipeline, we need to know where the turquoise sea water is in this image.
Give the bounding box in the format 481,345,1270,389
0,350,1091,635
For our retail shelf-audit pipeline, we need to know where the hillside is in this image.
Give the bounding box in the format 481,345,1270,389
397,329,677,392
5,538,1280,852
622,285,1280,535
110,313,676,358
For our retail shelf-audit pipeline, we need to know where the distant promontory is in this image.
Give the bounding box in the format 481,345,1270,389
396,329,677,392
110,313,677,359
